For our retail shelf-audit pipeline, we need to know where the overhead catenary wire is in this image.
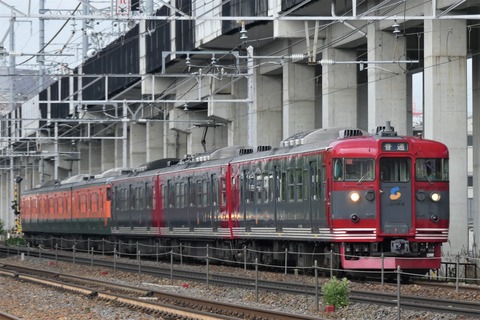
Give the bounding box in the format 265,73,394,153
0,0,474,161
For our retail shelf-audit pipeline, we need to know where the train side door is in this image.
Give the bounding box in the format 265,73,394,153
272,165,280,230
187,177,193,229
219,175,227,228
379,157,412,235
211,173,219,230
309,160,324,230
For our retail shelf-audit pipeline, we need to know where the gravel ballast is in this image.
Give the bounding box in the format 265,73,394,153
0,255,478,320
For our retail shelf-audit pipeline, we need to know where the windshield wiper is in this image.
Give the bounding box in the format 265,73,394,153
423,174,432,185
357,171,371,185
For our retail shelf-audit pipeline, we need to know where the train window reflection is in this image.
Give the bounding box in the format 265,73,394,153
415,159,449,182
333,158,375,182
380,158,410,182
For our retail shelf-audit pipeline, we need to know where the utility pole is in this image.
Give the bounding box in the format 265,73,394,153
247,46,256,148
38,0,45,90
8,12,15,232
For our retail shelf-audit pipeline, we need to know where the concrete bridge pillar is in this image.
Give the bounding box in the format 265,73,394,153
322,47,358,129
146,121,164,161
282,62,315,138
101,139,115,172
367,23,409,134
80,141,101,175
256,73,282,147
130,123,146,168
473,48,480,257
424,19,468,255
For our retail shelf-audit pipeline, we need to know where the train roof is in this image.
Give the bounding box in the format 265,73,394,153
280,127,368,147
24,124,449,190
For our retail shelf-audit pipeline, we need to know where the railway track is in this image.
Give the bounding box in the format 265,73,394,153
0,311,21,320
1,245,480,318
0,263,320,320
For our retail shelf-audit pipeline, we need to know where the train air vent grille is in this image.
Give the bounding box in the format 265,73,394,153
239,148,253,156
257,146,272,152
339,129,363,138
167,160,179,166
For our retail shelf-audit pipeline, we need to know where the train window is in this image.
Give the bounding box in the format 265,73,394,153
168,180,174,208
188,178,195,207
380,158,410,182
333,158,375,182
130,186,136,209
80,194,86,215
87,193,91,215
309,163,318,200
137,187,145,209
152,185,157,209
416,159,449,182
288,169,295,201
303,169,309,201
196,181,202,206
202,180,208,207
146,184,152,209
161,184,166,209
333,159,343,180
91,192,98,212
175,183,180,208
121,189,128,211
212,175,219,206
181,182,186,208
268,172,275,202
296,168,303,202
280,171,287,202
263,174,269,203
130,186,140,210
59,195,63,215
221,178,227,206
256,171,262,204
58,197,63,216
246,172,254,204
49,197,55,216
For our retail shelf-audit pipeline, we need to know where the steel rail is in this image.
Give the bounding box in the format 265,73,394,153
1,246,480,318
0,262,321,320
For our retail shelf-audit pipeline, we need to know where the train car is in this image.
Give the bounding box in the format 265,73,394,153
109,160,176,240
21,124,449,274
21,174,113,243
149,125,449,272
327,126,449,273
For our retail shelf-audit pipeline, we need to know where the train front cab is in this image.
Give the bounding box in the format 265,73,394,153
331,136,449,274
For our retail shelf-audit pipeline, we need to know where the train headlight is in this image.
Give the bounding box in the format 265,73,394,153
431,214,439,223
349,192,360,202
430,192,441,202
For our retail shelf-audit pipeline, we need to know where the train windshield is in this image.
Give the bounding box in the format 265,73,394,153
333,158,374,182
415,158,449,182
380,158,410,182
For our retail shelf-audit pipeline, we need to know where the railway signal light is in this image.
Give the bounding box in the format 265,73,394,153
11,200,19,215
13,175,22,215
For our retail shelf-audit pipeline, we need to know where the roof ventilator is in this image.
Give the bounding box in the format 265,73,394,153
376,121,398,137
239,148,253,156
257,146,272,152
339,129,363,138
